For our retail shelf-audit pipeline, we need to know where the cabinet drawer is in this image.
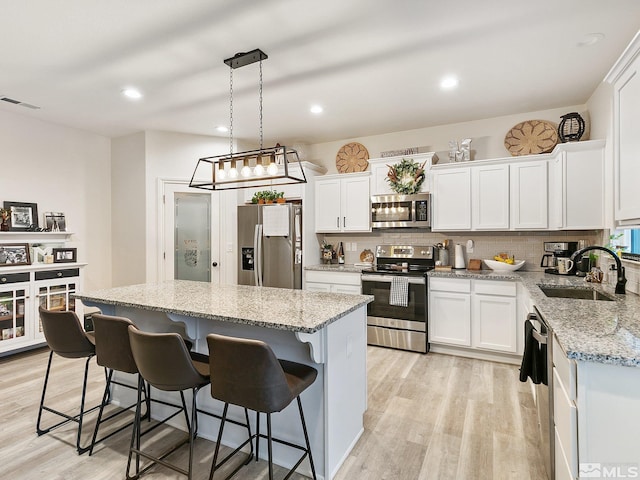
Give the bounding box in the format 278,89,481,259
553,368,577,477
554,426,576,480
35,268,80,281
553,336,576,401
429,277,471,293
305,270,361,286
473,279,516,296
0,272,30,284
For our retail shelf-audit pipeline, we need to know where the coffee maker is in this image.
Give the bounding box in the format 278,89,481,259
540,241,578,274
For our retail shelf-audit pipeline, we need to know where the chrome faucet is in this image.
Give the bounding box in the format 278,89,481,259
570,246,626,294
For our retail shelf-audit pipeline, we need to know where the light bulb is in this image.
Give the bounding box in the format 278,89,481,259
254,163,265,176
217,166,227,180
229,163,238,178
267,162,278,175
384,206,390,214
241,164,252,177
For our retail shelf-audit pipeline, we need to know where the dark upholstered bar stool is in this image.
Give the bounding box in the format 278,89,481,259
37,306,105,454
206,334,318,480
126,327,210,480
88,314,151,455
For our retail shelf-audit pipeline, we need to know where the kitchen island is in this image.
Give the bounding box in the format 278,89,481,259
75,280,373,480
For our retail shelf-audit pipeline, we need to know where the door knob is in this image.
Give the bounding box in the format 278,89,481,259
212,262,218,267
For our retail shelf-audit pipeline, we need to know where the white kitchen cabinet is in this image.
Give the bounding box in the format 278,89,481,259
429,276,519,358
0,263,85,356
472,164,510,230
304,269,361,294
510,160,548,229
315,172,370,233
549,140,605,230
429,277,471,346
606,32,640,226
431,168,472,231
472,280,517,353
369,153,437,196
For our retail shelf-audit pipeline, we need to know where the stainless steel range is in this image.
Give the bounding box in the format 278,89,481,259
361,245,435,353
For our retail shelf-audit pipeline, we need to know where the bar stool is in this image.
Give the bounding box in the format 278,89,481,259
36,306,105,454
206,333,318,480
126,327,210,480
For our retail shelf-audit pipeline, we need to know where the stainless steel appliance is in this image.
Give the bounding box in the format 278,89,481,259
361,245,435,353
524,309,554,480
237,203,302,289
540,241,578,275
371,193,430,229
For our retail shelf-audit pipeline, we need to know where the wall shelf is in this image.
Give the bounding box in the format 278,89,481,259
0,232,73,243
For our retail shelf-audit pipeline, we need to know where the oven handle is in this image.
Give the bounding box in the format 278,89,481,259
361,274,425,285
527,313,547,345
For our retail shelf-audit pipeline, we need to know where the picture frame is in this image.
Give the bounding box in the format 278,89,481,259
52,247,77,263
2,201,39,231
0,243,32,267
44,212,66,232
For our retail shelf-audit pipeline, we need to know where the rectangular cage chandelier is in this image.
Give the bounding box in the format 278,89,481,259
189,49,306,191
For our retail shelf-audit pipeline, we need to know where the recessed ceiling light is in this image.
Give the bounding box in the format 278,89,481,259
122,87,143,100
577,33,605,47
440,75,459,90
216,125,229,133
310,105,323,114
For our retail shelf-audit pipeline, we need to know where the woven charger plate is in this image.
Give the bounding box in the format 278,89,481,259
336,142,369,173
504,120,558,156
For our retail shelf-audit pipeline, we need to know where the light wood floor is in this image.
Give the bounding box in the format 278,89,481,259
0,346,546,480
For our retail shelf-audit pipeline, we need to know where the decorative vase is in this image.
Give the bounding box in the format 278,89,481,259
0,218,9,231
276,198,286,204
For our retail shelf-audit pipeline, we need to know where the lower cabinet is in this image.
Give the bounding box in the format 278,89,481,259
0,264,85,356
304,269,361,295
429,276,518,357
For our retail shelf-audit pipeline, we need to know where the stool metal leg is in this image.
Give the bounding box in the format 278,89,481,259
297,396,317,480
36,351,99,455
267,413,274,480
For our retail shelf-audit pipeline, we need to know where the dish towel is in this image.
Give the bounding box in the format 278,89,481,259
519,320,548,385
389,276,409,307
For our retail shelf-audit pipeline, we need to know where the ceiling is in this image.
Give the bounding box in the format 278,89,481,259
1,1,639,146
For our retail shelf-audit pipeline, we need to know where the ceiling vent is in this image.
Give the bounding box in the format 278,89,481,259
0,96,41,109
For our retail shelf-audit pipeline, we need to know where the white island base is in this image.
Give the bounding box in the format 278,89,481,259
89,302,367,480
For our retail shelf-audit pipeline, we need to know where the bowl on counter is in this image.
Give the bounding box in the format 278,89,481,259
483,259,525,271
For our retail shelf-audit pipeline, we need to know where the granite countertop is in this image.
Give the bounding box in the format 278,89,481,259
429,269,640,368
305,264,371,274
75,280,373,334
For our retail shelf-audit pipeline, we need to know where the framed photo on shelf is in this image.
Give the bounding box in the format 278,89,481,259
0,243,31,267
52,247,77,263
2,201,38,231
44,212,66,232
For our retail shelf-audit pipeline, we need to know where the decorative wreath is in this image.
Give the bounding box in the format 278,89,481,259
386,158,426,194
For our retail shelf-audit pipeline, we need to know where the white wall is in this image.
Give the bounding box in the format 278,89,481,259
0,108,112,291
111,132,146,287
310,104,588,173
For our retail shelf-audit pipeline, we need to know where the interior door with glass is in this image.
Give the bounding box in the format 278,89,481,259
163,182,220,283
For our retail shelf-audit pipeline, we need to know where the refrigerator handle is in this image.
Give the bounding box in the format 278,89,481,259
253,224,260,286
256,224,263,286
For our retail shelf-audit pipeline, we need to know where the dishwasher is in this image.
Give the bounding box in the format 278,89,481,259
522,309,554,480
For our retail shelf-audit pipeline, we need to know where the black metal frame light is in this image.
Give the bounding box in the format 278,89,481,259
189,49,307,191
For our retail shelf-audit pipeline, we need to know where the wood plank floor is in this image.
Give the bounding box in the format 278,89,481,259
0,346,547,480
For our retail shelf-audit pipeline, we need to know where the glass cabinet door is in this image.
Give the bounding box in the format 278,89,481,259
0,288,28,343
37,282,76,335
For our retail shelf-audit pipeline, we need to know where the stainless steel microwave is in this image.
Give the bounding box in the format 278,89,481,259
371,193,431,229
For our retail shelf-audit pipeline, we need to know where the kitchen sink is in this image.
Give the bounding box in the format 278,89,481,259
538,285,615,301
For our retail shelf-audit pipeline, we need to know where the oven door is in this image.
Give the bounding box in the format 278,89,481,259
361,274,428,353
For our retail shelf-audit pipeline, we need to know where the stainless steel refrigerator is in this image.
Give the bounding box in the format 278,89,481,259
237,203,302,289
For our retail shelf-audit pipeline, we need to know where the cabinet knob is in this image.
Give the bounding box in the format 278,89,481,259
57,272,63,277
1,277,6,283
212,262,218,267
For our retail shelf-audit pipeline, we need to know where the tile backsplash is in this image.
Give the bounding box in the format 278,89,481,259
316,230,601,272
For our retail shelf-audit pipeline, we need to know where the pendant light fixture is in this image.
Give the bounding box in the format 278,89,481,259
189,49,306,191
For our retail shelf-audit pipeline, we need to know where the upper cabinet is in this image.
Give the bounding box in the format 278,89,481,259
431,141,604,232
369,153,438,196
315,172,371,233
549,140,605,230
605,32,640,226
510,160,548,229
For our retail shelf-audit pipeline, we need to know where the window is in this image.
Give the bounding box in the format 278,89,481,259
614,229,640,254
